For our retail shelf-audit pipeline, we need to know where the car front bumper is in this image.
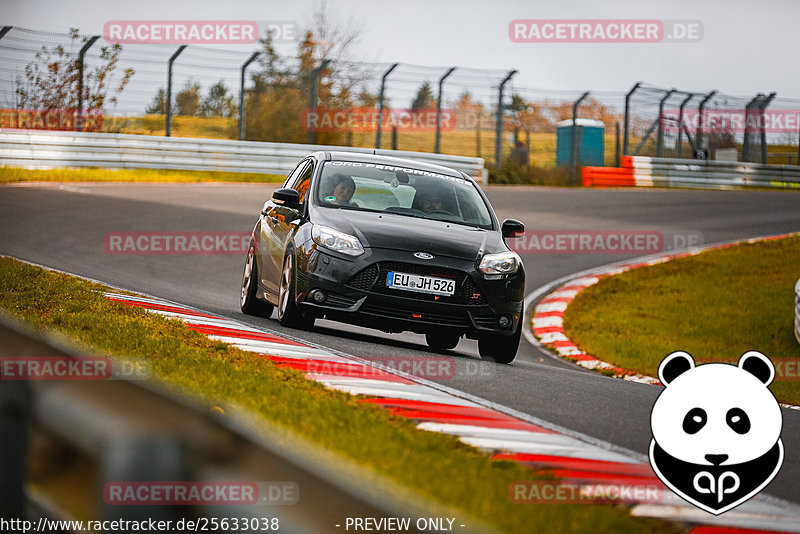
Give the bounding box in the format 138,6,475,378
293,242,525,337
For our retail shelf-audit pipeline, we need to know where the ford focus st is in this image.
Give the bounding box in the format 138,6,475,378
240,152,525,363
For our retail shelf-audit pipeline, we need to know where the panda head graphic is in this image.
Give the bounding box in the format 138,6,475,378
649,351,784,515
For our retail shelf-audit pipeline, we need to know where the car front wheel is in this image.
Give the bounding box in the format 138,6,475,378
478,320,521,364
425,332,461,351
241,242,274,318
278,252,315,329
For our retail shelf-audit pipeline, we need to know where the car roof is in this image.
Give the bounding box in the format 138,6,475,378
318,151,470,181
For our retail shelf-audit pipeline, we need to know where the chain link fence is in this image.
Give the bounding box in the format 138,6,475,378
624,83,800,165
2,25,799,175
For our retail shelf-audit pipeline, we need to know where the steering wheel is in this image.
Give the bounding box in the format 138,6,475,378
427,209,456,216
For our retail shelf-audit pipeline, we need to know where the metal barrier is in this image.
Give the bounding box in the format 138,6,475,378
795,278,800,345
583,155,800,189
0,312,452,534
0,130,488,182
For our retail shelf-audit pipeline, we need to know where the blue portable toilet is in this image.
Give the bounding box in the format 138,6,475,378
556,119,605,167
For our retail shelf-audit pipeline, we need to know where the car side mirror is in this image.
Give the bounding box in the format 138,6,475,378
272,188,301,209
502,218,525,239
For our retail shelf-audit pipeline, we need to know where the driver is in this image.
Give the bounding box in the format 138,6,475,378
420,189,444,213
324,174,356,206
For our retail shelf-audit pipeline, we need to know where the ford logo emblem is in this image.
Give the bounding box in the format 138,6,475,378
414,252,434,260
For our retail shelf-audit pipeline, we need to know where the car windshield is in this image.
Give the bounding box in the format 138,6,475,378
315,161,494,229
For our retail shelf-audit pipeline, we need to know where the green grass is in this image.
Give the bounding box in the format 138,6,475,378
563,236,800,404
0,257,671,534
0,166,285,183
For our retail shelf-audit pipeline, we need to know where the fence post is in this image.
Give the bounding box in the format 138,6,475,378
676,93,694,158
570,92,590,185
375,63,398,149
165,45,187,137
308,59,331,145
75,35,100,132
494,70,517,168
695,90,716,157
742,94,763,162
238,52,260,141
615,121,621,167
623,82,641,156
760,92,776,164
435,67,456,154
656,89,676,157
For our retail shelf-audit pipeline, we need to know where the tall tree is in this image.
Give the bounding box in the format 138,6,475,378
175,80,200,116
411,82,434,110
15,28,134,112
145,87,166,115
244,3,369,144
453,91,484,129
200,81,236,117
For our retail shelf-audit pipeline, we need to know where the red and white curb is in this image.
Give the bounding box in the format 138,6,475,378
105,291,800,533
528,232,800,396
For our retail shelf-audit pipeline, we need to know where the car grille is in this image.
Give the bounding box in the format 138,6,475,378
346,263,379,291
360,303,471,328
347,261,487,306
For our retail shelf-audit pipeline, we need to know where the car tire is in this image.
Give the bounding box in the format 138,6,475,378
425,332,460,351
241,242,274,318
278,251,315,329
478,320,521,364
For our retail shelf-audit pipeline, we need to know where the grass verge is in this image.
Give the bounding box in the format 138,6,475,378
0,257,671,534
563,236,800,404
0,166,285,184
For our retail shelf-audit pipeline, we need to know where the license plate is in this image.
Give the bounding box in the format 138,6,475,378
386,271,455,296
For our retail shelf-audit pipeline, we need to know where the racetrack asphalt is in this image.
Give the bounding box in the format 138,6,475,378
2,182,799,506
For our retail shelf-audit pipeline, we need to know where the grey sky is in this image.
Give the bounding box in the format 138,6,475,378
4,0,798,98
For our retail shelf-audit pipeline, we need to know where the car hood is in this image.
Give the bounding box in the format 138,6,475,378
313,208,502,261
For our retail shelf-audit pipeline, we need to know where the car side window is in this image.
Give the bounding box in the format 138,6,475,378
284,160,310,190
292,161,314,203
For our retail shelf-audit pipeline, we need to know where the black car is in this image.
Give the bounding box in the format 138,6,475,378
240,152,525,363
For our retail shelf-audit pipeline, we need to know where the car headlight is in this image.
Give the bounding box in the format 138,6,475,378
479,251,519,275
312,225,364,256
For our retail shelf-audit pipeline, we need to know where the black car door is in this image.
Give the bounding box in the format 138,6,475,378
259,159,313,298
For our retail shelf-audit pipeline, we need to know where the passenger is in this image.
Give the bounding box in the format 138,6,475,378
324,174,356,206
419,189,445,213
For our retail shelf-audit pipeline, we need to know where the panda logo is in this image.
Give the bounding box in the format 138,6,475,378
649,351,784,515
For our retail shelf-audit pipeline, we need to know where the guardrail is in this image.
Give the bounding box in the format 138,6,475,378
0,312,439,533
0,130,487,182
583,155,800,190
795,278,800,345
